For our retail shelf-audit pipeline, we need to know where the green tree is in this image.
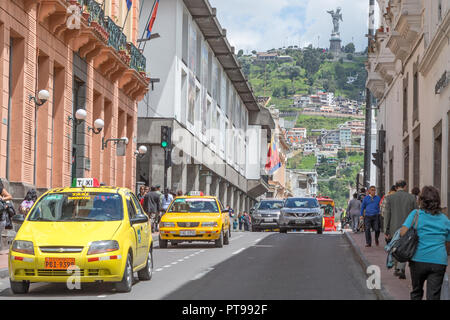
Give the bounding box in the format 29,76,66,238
347,53,354,60
344,43,355,53
237,49,244,57
337,150,347,159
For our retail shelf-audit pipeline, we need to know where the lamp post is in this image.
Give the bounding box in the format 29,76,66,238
30,89,50,187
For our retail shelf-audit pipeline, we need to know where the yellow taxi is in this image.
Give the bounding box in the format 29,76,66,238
159,192,231,248
8,178,153,294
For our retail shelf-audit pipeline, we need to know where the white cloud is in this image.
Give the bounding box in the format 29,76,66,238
209,0,378,52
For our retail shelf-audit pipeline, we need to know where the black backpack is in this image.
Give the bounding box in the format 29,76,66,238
391,210,419,263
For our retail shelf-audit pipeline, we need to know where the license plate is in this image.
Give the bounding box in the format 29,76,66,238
180,230,196,236
45,258,76,270
264,218,273,222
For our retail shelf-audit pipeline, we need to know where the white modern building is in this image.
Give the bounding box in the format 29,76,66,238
137,0,275,212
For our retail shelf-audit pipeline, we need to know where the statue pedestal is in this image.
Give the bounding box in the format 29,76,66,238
329,34,342,55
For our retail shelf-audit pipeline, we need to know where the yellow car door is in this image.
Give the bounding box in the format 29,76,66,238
126,197,147,267
130,193,150,253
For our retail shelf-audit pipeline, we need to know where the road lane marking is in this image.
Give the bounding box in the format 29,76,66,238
252,245,274,248
163,264,171,268
192,267,214,281
178,259,184,262
156,268,163,272
254,238,262,243
171,262,178,265
232,248,246,255
97,295,107,298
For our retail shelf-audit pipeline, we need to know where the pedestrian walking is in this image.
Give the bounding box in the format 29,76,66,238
379,185,397,235
347,193,361,233
411,187,420,205
238,212,244,231
138,185,146,202
143,187,162,232
243,211,251,231
399,186,450,300
161,189,174,213
19,189,37,217
384,180,418,279
0,182,13,250
360,186,381,247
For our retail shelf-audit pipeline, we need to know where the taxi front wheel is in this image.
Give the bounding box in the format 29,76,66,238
115,254,133,293
10,280,30,294
138,249,153,281
215,230,224,248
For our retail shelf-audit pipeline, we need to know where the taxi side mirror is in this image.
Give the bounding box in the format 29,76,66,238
131,215,149,225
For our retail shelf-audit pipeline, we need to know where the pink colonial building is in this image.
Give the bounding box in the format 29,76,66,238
0,0,149,201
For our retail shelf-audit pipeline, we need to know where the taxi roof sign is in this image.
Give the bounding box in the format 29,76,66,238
72,178,100,188
188,191,204,196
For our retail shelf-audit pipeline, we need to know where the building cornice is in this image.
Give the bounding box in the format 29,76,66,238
419,10,450,76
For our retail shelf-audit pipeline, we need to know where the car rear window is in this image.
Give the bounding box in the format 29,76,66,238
284,198,319,209
167,198,219,213
28,192,123,222
257,201,284,210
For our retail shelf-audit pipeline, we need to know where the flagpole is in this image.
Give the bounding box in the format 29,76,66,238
122,7,130,30
138,0,156,50
143,0,158,51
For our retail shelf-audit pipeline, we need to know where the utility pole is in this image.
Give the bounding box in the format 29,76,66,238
364,0,375,189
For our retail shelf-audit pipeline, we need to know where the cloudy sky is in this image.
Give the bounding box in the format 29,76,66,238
208,0,379,53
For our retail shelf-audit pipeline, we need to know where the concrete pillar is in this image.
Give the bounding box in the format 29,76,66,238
205,174,212,196
229,185,235,210
211,176,220,198
220,180,228,206
187,164,199,192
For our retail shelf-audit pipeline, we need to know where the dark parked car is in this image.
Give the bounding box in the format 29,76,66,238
251,199,284,231
279,197,323,234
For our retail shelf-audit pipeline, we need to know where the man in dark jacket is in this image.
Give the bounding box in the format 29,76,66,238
384,180,418,279
360,186,381,247
143,186,162,231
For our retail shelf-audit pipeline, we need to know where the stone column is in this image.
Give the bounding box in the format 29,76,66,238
229,185,235,211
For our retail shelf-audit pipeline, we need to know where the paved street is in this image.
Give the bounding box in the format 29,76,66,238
0,231,377,300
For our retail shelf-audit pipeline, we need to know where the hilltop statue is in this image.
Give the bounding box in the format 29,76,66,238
327,7,343,35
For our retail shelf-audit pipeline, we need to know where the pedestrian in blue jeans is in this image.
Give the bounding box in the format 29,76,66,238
400,186,450,300
360,186,381,247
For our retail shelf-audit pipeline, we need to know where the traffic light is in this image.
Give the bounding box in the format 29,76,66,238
160,126,171,149
372,150,383,169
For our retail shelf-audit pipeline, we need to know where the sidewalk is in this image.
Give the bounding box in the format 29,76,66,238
344,229,449,300
0,249,8,279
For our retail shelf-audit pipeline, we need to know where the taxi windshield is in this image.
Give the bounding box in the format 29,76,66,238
167,198,219,213
28,192,123,222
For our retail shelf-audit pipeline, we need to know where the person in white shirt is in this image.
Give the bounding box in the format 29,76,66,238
161,189,174,213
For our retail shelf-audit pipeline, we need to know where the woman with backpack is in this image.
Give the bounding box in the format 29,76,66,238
400,186,450,300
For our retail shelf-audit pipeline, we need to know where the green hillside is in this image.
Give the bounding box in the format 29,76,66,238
239,45,367,109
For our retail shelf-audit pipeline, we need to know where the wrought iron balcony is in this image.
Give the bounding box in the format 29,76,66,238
129,42,146,73
105,16,127,52
85,0,106,31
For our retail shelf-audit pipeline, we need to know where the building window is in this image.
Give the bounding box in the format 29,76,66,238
188,75,196,125
433,121,442,192
413,128,420,189
402,75,408,133
413,71,419,123
403,139,409,191
182,12,188,65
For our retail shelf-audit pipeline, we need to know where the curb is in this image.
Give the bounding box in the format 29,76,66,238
343,231,394,300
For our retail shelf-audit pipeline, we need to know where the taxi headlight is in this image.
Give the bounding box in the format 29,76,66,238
12,240,34,255
87,240,119,255
161,222,175,227
202,221,218,227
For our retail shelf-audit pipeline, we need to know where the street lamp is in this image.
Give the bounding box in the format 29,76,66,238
88,118,105,135
68,108,87,126
102,136,129,150
29,89,50,107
